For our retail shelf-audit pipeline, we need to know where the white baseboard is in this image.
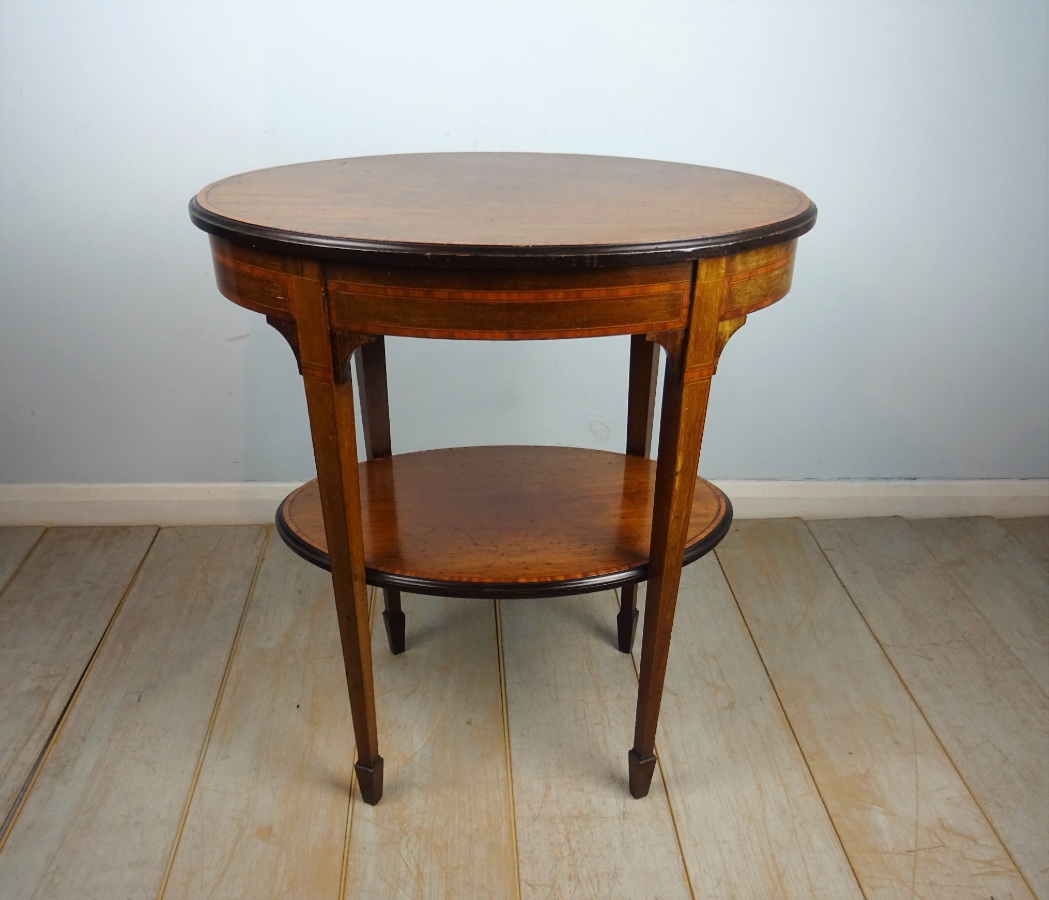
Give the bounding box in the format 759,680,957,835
0,479,1046,526
0,483,303,526
716,479,1048,520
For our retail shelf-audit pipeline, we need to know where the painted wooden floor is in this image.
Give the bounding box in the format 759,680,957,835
0,517,1045,899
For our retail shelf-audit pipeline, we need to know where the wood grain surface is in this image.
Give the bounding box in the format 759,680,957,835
278,445,730,595
327,261,692,340
633,559,861,898
910,516,1049,693
344,594,516,898
191,153,815,267
192,152,816,805
161,537,353,900
1001,516,1049,569
1,520,1045,897
810,517,1048,897
0,527,266,900
500,593,692,899
718,520,1033,899
0,527,43,594
0,527,156,838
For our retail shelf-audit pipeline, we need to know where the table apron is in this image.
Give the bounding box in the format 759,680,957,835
208,236,798,341
325,263,690,340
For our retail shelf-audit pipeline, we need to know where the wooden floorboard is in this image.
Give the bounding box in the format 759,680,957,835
344,594,517,898
1000,516,1049,569
810,517,1048,898
0,526,156,836
635,557,862,898
500,593,692,900
0,526,266,900
910,517,1049,694
2,518,1045,898
718,519,1033,899
161,538,353,899
0,527,44,594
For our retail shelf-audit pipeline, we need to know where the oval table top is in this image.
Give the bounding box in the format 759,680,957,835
190,152,816,268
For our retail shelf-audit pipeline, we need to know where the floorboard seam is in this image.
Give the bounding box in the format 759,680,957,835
339,586,376,898
712,543,868,899
1000,517,1049,572
337,786,354,900
0,525,161,852
908,519,1049,696
494,598,524,900
802,517,1038,898
0,526,47,599
623,586,696,900
155,525,272,899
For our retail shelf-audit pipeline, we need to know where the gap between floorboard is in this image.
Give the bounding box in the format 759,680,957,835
620,590,696,900
155,527,273,898
0,527,160,850
493,598,524,900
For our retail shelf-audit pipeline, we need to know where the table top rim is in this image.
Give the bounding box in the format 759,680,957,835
190,152,816,268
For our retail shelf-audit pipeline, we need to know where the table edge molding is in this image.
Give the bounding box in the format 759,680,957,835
189,198,816,269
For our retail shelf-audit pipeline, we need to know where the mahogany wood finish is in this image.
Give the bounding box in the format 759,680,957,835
630,256,725,798
275,446,731,596
192,154,815,268
354,337,392,460
282,261,384,804
326,262,692,340
618,334,661,653
191,153,815,805
353,336,405,654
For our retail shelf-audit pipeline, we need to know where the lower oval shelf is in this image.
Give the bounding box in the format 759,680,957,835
276,445,732,598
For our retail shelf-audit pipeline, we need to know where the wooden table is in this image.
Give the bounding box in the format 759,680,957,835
190,153,816,805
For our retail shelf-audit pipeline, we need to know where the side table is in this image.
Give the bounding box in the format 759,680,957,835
190,153,816,805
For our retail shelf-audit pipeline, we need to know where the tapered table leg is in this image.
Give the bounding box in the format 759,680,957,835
381,587,406,655
629,371,711,797
630,258,724,798
617,587,640,654
354,337,406,656
290,265,384,805
355,336,392,460
619,334,661,653
626,333,660,458
301,374,384,805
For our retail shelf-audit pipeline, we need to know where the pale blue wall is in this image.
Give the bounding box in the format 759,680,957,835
1,0,1046,482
